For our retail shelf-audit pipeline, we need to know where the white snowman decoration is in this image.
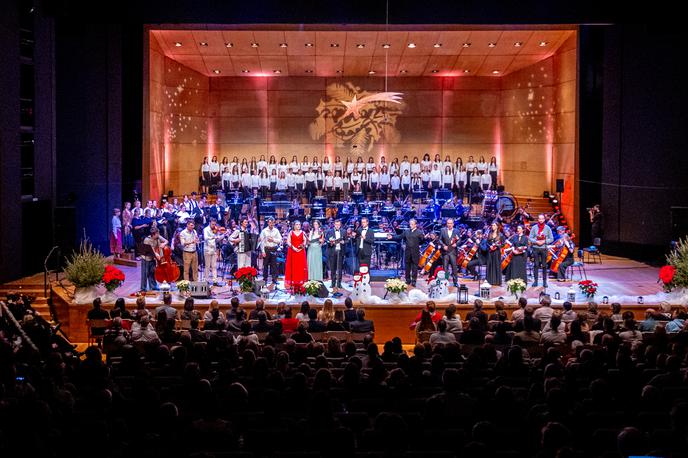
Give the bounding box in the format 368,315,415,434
351,264,372,301
429,267,449,299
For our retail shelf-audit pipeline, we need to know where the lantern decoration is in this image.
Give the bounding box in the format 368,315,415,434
554,292,560,300
602,295,609,305
567,287,576,303
457,284,469,304
480,281,491,299
637,296,644,304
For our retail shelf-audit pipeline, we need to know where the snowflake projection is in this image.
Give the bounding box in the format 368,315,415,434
163,72,207,144
309,82,405,156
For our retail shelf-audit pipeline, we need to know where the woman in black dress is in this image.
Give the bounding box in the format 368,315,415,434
483,222,504,286
506,224,529,284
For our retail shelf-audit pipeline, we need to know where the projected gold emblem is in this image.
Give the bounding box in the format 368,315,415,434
310,82,405,153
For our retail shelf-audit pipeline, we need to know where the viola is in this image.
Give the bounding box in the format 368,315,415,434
154,246,181,284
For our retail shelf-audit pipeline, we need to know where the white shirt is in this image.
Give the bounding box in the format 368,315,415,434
305,172,316,183
389,163,399,175
332,228,342,251
260,176,270,187
391,175,401,190
430,169,442,182
277,177,287,190
477,161,488,172
222,171,231,182
359,228,367,249
203,225,219,254
400,161,411,176
287,174,296,187
455,170,467,184
259,226,282,254
333,176,343,189
370,172,380,184
325,175,334,188
481,173,492,186
380,173,390,185
411,163,421,174
209,162,220,173
346,162,354,174
111,216,121,236
489,163,498,172
443,173,454,185
250,175,260,188
466,162,477,173
401,174,411,185
322,162,331,172
366,163,375,172
201,163,210,172
241,173,251,187
180,229,198,252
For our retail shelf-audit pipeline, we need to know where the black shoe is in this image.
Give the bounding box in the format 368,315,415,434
543,282,548,287
532,282,538,287
453,282,459,287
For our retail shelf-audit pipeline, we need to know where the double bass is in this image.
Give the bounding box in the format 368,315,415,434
154,245,181,283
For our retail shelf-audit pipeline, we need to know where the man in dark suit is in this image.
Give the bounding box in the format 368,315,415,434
325,219,347,291
306,308,327,332
349,308,375,333
388,218,427,287
208,197,225,221
439,218,461,286
355,216,375,268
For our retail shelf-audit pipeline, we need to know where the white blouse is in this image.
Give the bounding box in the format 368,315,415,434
411,163,421,174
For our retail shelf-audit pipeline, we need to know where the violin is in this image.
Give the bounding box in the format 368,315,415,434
154,245,181,284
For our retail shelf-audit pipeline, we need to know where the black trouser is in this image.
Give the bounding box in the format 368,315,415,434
457,181,465,201
306,182,316,200
557,255,574,280
405,247,420,284
328,249,345,288
532,248,549,285
358,250,372,269
443,252,458,284
263,247,279,283
402,184,410,197
466,258,481,278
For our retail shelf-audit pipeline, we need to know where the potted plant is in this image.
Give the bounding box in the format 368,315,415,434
506,278,527,300
578,280,598,299
660,237,688,293
384,278,408,302
234,266,258,299
176,280,191,298
101,265,125,303
303,280,322,298
65,240,106,304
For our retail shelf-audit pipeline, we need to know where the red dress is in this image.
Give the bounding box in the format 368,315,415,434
285,231,308,289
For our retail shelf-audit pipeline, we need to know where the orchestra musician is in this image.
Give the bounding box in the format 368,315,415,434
258,217,282,285
203,218,224,284
554,226,575,282
465,230,485,280
355,216,376,268
140,227,167,292
506,224,529,284
387,218,427,287
179,220,199,282
529,213,554,287
325,219,347,292
229,218,254,269
439,218,461,286
484,222,504,286
589,204,603,246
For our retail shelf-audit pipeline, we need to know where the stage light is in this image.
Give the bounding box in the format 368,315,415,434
174,42,182,47
212,69,221,74
356,43,365,48
241,69,250,73
368,70,376,75
514,41,523,47
492,70,500,74
304,69,313,73
539,41,548,47
382,43,391,49
225,42,233,48
330,43,339,48
462,42,471,48
463,69,471,73
433,43,442,48
431,69,439,73
305,42,313,47
552,198,558,204
399,69,408,74
199,42,208,47
488,42,497,48
273,69,282,74
279,42,288,48
251,42,259,48
407,43,416,48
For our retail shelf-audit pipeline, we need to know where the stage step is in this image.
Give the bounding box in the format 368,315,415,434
114,256,138,267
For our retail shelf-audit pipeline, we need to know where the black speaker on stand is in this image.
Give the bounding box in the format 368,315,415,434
556,179,565,193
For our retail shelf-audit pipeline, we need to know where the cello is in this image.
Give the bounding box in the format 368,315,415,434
500,239,514,271
154,245,181,284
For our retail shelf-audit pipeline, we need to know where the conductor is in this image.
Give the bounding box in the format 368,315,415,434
355,216,376,268
387,218,427,287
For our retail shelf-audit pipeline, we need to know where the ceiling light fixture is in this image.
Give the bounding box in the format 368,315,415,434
279,43,288,48
212,69,221,74
399,69,408,73
304,69,313,73
199,42,208,47
463,69,471,73
356,43,365,48
488,42,497,48
305,42,313,47
174,42,182,47
250,42,259,48
462,42,471,48
514,41,523,47
407,43,416,48
431,69,439,73
382,43,391,49
241,69,250,73
336,70,342,73
433,43,442,48
273,69,281,74
492,70,500,74
539,41,548,47
225,42,233,48
368,70,376,75
330,43,339,48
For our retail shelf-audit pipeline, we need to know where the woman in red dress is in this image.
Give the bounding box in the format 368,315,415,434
284,220,308,289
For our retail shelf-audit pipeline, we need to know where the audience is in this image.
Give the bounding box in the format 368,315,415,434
349,308,375,333
429,319,457,346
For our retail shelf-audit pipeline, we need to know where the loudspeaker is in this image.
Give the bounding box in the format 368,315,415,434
556,179,565,193
316,280,329,298
189,281,210,298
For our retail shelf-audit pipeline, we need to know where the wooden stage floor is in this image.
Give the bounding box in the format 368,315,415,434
38,253,685,345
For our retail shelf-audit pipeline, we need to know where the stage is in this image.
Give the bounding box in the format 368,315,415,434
45,253,684,344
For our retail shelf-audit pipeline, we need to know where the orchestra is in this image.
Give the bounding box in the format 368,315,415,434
121,153,579,295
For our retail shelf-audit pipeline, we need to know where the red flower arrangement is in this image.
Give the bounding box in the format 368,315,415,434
291,283,306,295
234,266,258,292
578,280,598,298
658,265,676,292
102,265,125,292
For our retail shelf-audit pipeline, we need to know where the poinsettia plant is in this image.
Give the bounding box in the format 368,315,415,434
658,265,676,292
102,265,125,292
578,279,598,298
234,266,258,292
